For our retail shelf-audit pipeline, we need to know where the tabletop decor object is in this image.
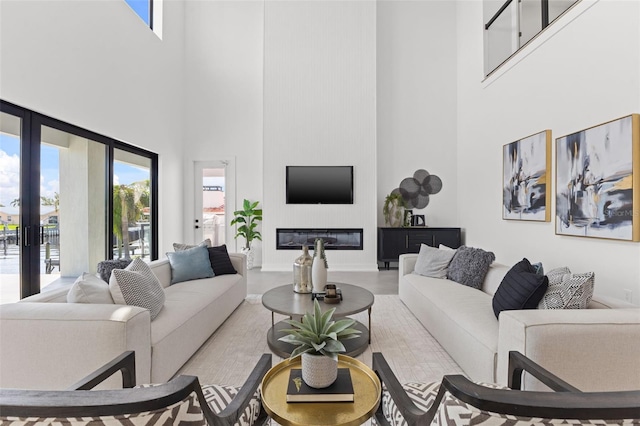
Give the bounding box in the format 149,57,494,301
293,245,313,293
312,238,328,293
278,299,361,388
383,192,407,227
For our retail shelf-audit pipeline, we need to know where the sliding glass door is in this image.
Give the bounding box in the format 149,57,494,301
0,100,158,301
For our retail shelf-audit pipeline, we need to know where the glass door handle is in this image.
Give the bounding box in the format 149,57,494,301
23,226,30,247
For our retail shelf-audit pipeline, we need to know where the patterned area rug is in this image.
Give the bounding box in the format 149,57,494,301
178,294,462,387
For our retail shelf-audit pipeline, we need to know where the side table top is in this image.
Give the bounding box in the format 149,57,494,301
262,283,374,318
260,355,381,426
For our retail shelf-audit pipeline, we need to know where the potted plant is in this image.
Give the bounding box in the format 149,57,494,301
278,299,361,388
230,199,263,269
383,192,407,227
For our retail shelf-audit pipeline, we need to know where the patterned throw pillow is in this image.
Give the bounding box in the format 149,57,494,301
67,273,115,304
201,384,262,425
538,267,595,309
97,258,133,282
173,238,212,251
109,258,166,320
413,244,457,279
166,245,214,285
446,245,495,289
208,245,238,276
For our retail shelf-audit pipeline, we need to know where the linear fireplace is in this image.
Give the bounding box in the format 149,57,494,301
276,228,363,250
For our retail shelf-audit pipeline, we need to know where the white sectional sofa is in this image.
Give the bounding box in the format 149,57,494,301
398,253,640,391
0,253,247,390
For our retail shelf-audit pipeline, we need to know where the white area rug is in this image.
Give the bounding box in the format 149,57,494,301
178,294,463,387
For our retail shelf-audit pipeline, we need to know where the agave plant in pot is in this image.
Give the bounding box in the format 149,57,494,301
278,299,361,388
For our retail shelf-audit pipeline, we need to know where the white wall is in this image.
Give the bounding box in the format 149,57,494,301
457,0,640,303
0,0,186,255
182,0,264,257
377,0,459,230
262,0,378,271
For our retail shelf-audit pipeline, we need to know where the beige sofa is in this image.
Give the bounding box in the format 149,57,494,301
398,253,640,391
0,253,247,390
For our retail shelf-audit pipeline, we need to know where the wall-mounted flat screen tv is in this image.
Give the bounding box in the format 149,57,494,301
286,166,354,204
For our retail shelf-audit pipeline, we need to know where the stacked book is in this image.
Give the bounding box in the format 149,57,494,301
286,368,354,402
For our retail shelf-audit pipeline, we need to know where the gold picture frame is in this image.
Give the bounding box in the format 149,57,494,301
555,114,640,241
502,130,552,221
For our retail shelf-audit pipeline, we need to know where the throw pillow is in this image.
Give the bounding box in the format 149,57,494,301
109,258,165,320
492,258,549,319
446,245,496,289
67,273,115,304
173,238,212,252
538,267,595,309
97,258,133,282
208,244,237,276
413,244,456,279
166,245,214,285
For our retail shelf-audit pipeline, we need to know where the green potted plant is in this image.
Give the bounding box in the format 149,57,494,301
279,299,361,388
230,199,263,269
383,192,407,227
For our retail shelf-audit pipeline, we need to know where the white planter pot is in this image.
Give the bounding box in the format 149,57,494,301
301,353,338,388
311,258,327,293
241,247,255,270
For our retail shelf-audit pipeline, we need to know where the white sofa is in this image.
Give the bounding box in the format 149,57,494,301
398,253,640,391
0,253,247,390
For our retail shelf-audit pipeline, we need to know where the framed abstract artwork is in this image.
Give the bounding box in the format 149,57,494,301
555,114,640,241
502,130,551,221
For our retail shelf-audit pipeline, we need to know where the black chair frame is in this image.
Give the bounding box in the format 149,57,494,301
373,351,640,426
1,351,272,426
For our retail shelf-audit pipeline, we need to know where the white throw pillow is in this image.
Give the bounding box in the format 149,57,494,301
413,244,457,279
538,267,595,309
109,258,165,320
67,273,115,304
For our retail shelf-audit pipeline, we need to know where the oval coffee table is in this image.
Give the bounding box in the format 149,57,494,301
262,283,374,358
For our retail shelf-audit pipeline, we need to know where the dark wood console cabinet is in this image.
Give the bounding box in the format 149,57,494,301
377,227,462,269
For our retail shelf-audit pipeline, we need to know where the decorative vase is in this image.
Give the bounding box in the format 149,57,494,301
301,353,338,388
293,245,313,293
241,247,254,270
312,239,328,293
388,201,405,228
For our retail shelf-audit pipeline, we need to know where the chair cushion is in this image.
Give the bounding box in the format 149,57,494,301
431,389,635,425
201,384,262,426
379,381,440,426
1,391,205,425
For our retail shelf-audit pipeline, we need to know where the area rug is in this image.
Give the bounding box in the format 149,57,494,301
178,294,463,387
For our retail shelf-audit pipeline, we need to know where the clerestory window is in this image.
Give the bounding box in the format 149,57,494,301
484,0,580,76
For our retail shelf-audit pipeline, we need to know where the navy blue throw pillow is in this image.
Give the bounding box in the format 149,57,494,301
208,245,237,276
492,258,548,319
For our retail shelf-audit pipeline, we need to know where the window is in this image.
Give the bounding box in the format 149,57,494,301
0,100,158,301
484,0,579,75
125,0,152,28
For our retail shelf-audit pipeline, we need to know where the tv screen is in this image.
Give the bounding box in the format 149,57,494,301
286,166,354,204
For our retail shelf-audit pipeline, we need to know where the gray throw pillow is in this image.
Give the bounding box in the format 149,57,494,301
109,258,165,320
97,258,133,282
173,238,212,251
538,267,595,309
67,273,115,304
166,245,214,285
413,244,456,279
447,245,496,289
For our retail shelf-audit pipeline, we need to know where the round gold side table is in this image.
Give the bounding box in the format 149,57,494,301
260,355,381,426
